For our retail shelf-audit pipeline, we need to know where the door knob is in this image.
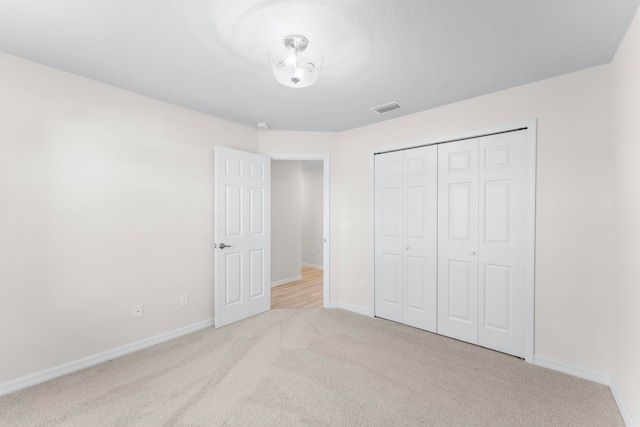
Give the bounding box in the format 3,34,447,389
406,246,410,250
470,250,476,255
219,243,232,249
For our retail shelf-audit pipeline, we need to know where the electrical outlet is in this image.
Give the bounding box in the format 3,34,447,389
360,280,366,291
180,294,189,307
132,304,143,319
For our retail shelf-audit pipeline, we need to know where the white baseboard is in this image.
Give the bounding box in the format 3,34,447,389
301,263,323,270
610,378,636,427
329,301,372,317
533,356,611,385
271,275,302,288
533,357,637,426
0,318,214,398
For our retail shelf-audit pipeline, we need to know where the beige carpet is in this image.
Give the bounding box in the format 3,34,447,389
0,309,623,426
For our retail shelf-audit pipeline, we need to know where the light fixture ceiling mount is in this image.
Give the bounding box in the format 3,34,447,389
269,34,323,88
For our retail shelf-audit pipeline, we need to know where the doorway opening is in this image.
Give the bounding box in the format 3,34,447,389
267,153,330,309
271,266,323,308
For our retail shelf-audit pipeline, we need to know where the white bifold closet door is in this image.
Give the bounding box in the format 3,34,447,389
437,130,527,357
374,145,438,332
436,138,480,344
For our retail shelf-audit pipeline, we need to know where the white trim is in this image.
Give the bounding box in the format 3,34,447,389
271,275,302,287
323,155,330,309
611,378,636,427
329,302,372,316
301,263,323,270
369,148,376,317
265,153,331,309
370,119,537,363
524,120,537,363
0,318,214,398
533,356,610,385
534,357,635,425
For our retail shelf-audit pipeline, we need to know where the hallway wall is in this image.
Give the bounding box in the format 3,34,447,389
301,166,324,269
271,160,302,285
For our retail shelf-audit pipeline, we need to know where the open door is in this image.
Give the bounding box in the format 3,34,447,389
214,146,271,328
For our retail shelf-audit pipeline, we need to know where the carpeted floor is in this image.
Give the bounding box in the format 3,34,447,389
0,309,623,426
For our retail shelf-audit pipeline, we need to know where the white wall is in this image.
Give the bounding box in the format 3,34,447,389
271,160,302,284
301,166,324,268
261,66,615,375
611,7,640,425
0,53,258,384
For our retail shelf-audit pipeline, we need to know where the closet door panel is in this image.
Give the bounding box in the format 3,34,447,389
478,131,527,357
406,256,426,306
374,152,404,323
403,145,437,332
447,260,473,321
437,139,479,344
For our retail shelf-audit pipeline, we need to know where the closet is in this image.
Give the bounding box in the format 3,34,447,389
374,129,530,358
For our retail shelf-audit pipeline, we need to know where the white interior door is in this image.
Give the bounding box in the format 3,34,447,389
437,139,479,344
375,147,437,331
214,146,270,328
374,151,403,323
478,131,527,357
403,146,438,332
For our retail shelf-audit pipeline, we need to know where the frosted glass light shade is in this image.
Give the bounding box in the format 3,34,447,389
269,34,323,88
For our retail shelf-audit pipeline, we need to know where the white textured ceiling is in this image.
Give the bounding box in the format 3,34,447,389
0,1,638,131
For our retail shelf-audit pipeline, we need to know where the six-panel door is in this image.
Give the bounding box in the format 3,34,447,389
214,146,271,328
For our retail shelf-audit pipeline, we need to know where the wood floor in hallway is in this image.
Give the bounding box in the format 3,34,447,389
271,266,323,309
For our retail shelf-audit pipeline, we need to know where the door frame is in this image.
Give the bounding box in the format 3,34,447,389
369,119,537,363
265,153,331,308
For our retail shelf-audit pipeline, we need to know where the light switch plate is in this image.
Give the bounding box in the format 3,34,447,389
180,294,189,307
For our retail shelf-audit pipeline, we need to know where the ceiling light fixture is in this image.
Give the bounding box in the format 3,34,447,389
268,34,323,88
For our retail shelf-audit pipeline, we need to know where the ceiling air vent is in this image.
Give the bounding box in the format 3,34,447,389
371,101,403,114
